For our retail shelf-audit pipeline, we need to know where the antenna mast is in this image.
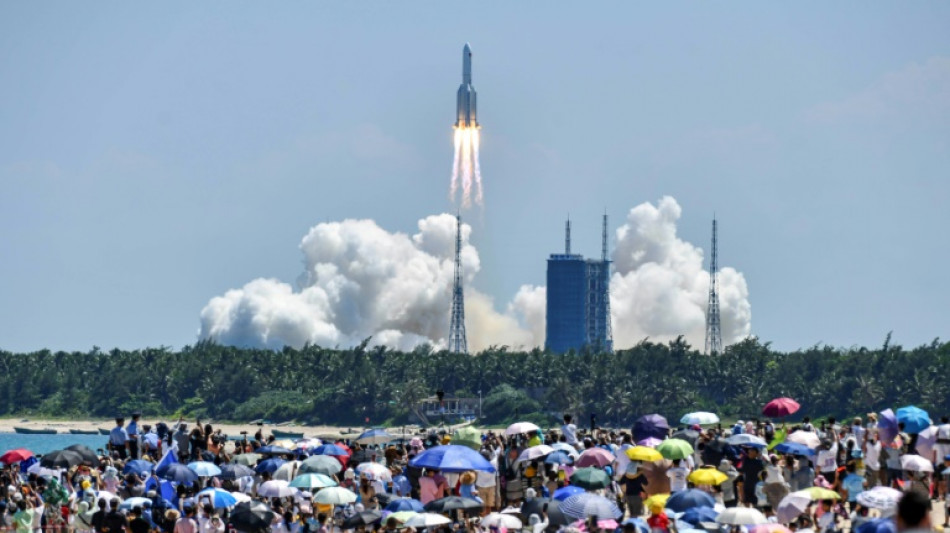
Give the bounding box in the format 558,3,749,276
704,217,722,355
565,217,571,254
448,213,468,354
603,212,613,352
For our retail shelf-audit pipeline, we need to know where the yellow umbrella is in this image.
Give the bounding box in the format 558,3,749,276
389,511,418,523
625,446,663,462
644,493,670,511
687,468,728,486
798,487,840,500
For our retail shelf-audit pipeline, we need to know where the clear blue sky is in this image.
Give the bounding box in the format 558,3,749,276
1,3,948,353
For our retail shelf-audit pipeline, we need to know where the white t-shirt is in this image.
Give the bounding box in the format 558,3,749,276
668,466,689,492
865,441,882,470
476,457,497,488
817,443,838,473
561,424,578,446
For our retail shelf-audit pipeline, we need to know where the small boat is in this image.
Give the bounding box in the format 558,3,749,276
271,429,305,439
14,427,57,434
98,428,111,435
69,429,99,435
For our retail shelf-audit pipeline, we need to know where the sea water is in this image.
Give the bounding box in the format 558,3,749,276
0,433,109,455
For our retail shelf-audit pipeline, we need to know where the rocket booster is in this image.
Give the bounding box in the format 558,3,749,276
455,43,478,129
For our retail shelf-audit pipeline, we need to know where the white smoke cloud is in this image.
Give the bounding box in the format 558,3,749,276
199,197,751,352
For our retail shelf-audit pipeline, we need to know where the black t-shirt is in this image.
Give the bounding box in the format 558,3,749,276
104,510,129,533
738,457,764,495
129,516,150,533
623,474,648,496
92,510,108,533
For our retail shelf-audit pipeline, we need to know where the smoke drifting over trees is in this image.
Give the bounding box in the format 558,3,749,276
199,197,751,351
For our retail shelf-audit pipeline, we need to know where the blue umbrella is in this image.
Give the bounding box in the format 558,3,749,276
312,444,348,456
385,498,425,512
123,460,154,476
255,458,287,474
392,475,412,496
560,492,622,520
680,507,719,526
256,445,293,456
856,518,897,533
356,429,393,445
188,461,222,477
633,414,670,442
775,442,816,457
408,445,496,473
666,489,715,512
552,485,585,501
545,451,573,465
896,406,931,434
161,463,199,484
219,463,255,480
198,488,238,509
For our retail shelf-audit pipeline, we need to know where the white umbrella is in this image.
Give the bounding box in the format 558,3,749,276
481,513,523,529
901,454,933,472
915,426,938,460
551,443,580,458
680,412,720,425
257,480,298,498
26,463,60,477
356,462,392,481
516,445,555,464
403,513,452,528
273,460,301,481
294,438,322,450
506,422,540,436
776,491,811,523
857,486,902,511
313,486,357,505
725,434,768,448
230,492,252,503
716,507,768,526
786,431,820,449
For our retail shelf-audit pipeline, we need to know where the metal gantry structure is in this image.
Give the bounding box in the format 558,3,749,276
448,213,468,354
704,217,723,355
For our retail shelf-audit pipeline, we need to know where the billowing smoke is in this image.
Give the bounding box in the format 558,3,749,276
199,197,751,352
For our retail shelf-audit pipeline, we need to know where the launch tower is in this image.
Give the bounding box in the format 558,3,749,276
448,213,468,354
704,217,723,355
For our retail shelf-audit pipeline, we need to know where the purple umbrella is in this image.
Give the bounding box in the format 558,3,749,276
878,409,898,445
633,414,670,442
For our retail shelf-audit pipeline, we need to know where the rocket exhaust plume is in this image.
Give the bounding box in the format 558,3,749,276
451,43,483,208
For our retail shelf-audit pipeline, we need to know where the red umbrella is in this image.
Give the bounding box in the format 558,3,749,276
762,397,800,418
0,448,33,464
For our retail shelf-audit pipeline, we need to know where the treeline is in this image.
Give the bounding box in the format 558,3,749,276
0,335,947,427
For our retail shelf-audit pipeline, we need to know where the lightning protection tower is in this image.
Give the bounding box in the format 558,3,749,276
448,213,468,354
704,217,722,355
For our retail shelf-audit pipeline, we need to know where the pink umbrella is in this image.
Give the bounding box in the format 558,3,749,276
915,425,938,461
762,397,800,418
575,447,616,468
637,437,663,448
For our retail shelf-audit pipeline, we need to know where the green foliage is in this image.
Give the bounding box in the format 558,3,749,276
0,336,946,426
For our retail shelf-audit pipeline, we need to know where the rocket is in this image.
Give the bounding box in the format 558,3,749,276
454,43,478,129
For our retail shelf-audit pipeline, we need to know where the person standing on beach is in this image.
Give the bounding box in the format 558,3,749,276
110,418,129,460
127,413,140,460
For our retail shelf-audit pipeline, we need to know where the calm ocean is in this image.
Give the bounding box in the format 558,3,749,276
0,433,109,455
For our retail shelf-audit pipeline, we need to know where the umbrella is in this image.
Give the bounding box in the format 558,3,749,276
517,445,556,464
65,444,101,467
785,431,821,449
424,496,483,513
197,488,238,509
26,463,59,477
576,447,615,468
290,473,337,489
257,480,298,498
701,437,730,466
896,406,931,434
857,487,902,511
506,422,541,436
545,451,573,465
341,511,382,528
560,492,622,520
255,458,287,474
680,412,720,426
725,434,768,448
356,429,393,445
403,513,451,528
312,443,349,456
409,445,496,472
796,487,840,501
40,449,83,469
229,501,276,532
452,426,483,450
551,443,580,458
300,455,342,475
672,429,700,447
900,454,933,472
915,425,938,460
96,490,120,502
774,442,816,457
0,449,33,464
878,409,899,445
482,513,523,529
521,497,571,527
273,460,302,481
123,460,154,476
187,461,222,477
626,446,663,462
776,491,811,523
314,486,357,505
553,486,585,501
717,507,768,525
687,468,727,486
633,414,670,442
856,518,898,533
644,494,670,511
666,489,716,512
118,497,153,510
256,445,293,456
569,467,611,490
231,453,262,466
161,463,199,484
385,499,425,513
294,438,322,451
750,525,792,533
388,511,418,524
356,462,392,481
657,439,694,460
762,398,800,418
219,463,255,480
681,507,719,526
637,437,663,447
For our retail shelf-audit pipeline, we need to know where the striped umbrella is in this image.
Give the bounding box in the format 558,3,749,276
560,492,622,520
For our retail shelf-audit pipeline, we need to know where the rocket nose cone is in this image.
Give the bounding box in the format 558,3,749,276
464,43,472,54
